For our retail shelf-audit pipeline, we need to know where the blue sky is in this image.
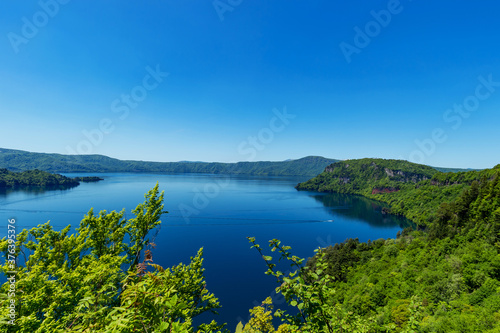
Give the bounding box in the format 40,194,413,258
1,0,499,169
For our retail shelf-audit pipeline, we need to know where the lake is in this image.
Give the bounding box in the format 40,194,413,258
0,173,411,329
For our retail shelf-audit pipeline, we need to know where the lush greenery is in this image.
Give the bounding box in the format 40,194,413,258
0,185,226,332
0,148,338,177
296,158,498,227
300,165,500,332
0,169,79,188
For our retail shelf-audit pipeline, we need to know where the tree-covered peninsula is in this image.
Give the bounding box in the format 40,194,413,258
0,169,102,189
0,169,79,188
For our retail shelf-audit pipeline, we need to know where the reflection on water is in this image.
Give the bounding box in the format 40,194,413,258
310,192,414,229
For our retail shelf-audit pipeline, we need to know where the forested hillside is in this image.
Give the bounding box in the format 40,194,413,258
301,163,500,332
0,148,337,177
296,158,498,227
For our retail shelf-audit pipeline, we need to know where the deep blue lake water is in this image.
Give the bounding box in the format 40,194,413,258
0,173,411,329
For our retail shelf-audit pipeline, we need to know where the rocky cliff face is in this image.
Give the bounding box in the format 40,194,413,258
371,187,399,194
324,162,430,184
324,166,338,173
296,158,440,198
383,167,429,183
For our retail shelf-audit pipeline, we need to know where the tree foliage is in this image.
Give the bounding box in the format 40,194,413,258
0,184,227,332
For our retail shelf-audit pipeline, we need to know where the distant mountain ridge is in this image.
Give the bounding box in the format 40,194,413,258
0,148,475,177
0,148,339,177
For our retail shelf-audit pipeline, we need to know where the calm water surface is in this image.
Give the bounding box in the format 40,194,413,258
0,173,411,328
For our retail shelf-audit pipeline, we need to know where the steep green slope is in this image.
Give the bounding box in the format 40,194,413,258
297,159,497,226
0,148,337,177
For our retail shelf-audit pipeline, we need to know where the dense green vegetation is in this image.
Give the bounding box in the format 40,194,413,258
301,165,500,332
296,158,498,227
296,159,438,195
0,148,338,177
0,169,103,189
0,169,79,188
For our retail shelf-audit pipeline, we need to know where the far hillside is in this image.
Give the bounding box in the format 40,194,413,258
0,148,473,178
0,148,337,177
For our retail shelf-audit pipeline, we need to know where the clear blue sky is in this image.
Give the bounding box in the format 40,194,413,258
1,0,499,169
